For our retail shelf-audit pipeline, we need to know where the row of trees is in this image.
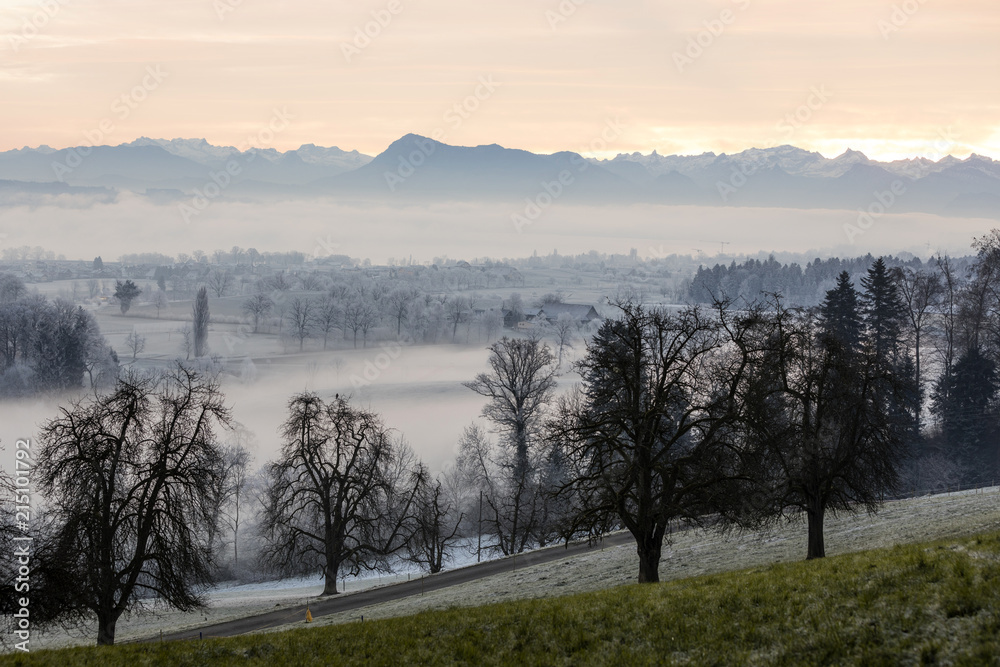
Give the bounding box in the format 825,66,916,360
243,286,552,350
694,243,1000,489
688,253,943,307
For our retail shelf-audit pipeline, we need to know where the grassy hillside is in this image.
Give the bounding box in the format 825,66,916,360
5,531,1000,666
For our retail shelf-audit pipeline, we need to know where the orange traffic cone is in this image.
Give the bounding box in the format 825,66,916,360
306,607,313,623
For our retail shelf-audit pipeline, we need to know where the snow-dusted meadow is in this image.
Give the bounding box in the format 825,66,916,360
21,486,1000,649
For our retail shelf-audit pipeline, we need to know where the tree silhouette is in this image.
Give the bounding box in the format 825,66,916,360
113,280,141,315
193,287,210,357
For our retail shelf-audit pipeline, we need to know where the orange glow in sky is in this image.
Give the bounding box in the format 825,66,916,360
2,0,997,160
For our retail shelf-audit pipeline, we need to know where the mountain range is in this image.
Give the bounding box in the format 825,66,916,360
1,135,998,219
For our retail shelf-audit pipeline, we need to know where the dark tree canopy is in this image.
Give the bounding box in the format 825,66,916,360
405,465,464,574
193,286,210,358
242,293,273,333
933,348,999,479
555,301,754,583
861,258,907,363
113,280,141,315
739,299,906,559
261,393,419,595
0,274,27,304
820,271,862,350
0,295,116,396
36,367,232,645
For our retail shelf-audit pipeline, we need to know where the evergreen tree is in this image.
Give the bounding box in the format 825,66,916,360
861,258,918,449
739,301,906,559
861,258,906,363
113,280,142,315
933,348,999,480
820,271,862,349
193,287,210,358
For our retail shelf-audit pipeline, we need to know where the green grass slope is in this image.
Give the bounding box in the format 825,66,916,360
6,532,1000,666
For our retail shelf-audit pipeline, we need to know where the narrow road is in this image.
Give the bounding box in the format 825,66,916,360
151,532,636,642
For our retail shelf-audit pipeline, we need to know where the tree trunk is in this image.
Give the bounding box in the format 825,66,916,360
806,499,826,559
96,610,118,646
323,561,340,595
636,536,662,583
914,329,921,432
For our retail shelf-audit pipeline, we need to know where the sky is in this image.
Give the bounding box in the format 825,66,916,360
1,0,998,161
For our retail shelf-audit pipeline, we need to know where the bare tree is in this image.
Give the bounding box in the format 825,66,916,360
405,465,465,574
934,255,961,395
267,272,293,292
554,300,753,582
35,368,232,645
738,299,906,560
312,296,341,350
261,394,419,595
151,290,168,318
86,278,101,299
300,273,327,291
482,309,503,342
193,287,210,358
242,293,273,333
893,267,942,400
446,295,469,341
286,297,314,352
551,312,577,367
124,328,145,361
215,430,254,568
343,299,379,348
207,269,235,298
462,336,558,554
177,323,193,360
387,287,417,337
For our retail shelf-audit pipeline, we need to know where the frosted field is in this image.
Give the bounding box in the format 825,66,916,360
19,487,1000,649
275,487,1000,633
